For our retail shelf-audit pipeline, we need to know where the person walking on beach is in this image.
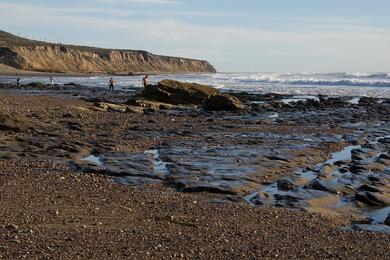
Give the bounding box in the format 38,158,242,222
108,77,115,92
16,78,20,86
50,76,55,88
142,75,149,88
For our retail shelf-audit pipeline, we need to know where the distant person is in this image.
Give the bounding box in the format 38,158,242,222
142,75,149,87
16,78,20,86
108,77,115,92
50,76,55,88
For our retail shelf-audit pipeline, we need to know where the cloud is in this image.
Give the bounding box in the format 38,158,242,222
0,1,389,72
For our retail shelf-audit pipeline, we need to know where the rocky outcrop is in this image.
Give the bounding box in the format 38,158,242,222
134,80,244,111
141,79,219,105
0,30,216,74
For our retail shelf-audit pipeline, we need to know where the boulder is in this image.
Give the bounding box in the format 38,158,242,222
135,79,244,111
203,94,244,111
141,79,219,105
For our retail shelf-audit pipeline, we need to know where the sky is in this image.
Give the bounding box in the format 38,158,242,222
0,0,389,72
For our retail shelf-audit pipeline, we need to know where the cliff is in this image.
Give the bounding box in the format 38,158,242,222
0,30,216,74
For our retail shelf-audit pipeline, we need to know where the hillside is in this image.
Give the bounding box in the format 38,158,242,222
0,30,216,74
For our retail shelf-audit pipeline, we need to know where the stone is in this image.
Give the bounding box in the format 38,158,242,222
277,179,296,191
319,163,335,175
378,137,390,144
351,149,368,161
140,79,219,105
379,153,390,160
350,164,368,174
0,112,42,132
366,162,386,172
358,184,382,193
5,224,19,230
95,102,128,113
358,97,378,106
305,180,339,194
385,214,390,226
203,94,245,111
133,80,244,111
355,192,390,206
26,82,45,88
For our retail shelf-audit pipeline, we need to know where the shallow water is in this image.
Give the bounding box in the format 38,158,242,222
243,125,390,233
81,155,102,165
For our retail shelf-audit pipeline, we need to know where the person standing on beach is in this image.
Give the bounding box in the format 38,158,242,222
142,75,149,87
16,78,20,86
108,77,115,92
50,76,55,88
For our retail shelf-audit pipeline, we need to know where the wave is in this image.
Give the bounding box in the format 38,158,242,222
344,72,390,79
225,74,390,88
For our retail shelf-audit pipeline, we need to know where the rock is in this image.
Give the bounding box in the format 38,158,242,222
319,163,335,175
140,80,219,105
376,158,390,167
305,180,339,194
358,184,382,193
0,112,42,132
385,214,390,226
355,192,390,206
358,97,378,106
350,164,368,174
5,224,19,231
95,102,128,113
351,149,368,161
379,153,390,160
250,192,273,205
277,179,296,191
203,94,245,111
126,106,144,114
64,82,82,87
366,162,386,172
378,137,390,144
274,194,302,207
134,80,244,111
26,82,45,88
361,143,380,151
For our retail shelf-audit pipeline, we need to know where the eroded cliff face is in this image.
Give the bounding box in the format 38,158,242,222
0,30,216,73
0,44,216,73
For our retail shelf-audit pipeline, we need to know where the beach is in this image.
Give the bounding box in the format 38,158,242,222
0,80,389,258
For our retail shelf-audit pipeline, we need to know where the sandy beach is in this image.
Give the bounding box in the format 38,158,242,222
0,81,389,258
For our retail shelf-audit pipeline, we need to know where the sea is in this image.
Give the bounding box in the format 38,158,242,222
2,72,390,98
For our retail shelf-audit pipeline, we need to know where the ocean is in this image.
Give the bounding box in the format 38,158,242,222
2,72,390,98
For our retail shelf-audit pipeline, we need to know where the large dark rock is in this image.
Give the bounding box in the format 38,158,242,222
136,79,244,111
141,79,219,105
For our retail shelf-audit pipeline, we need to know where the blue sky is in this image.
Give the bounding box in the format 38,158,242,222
0,0,389,72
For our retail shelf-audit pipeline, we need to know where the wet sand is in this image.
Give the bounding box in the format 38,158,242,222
0,83,390,258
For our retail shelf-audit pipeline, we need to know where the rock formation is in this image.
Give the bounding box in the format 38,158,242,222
0,30,216,74
133,79,244,111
